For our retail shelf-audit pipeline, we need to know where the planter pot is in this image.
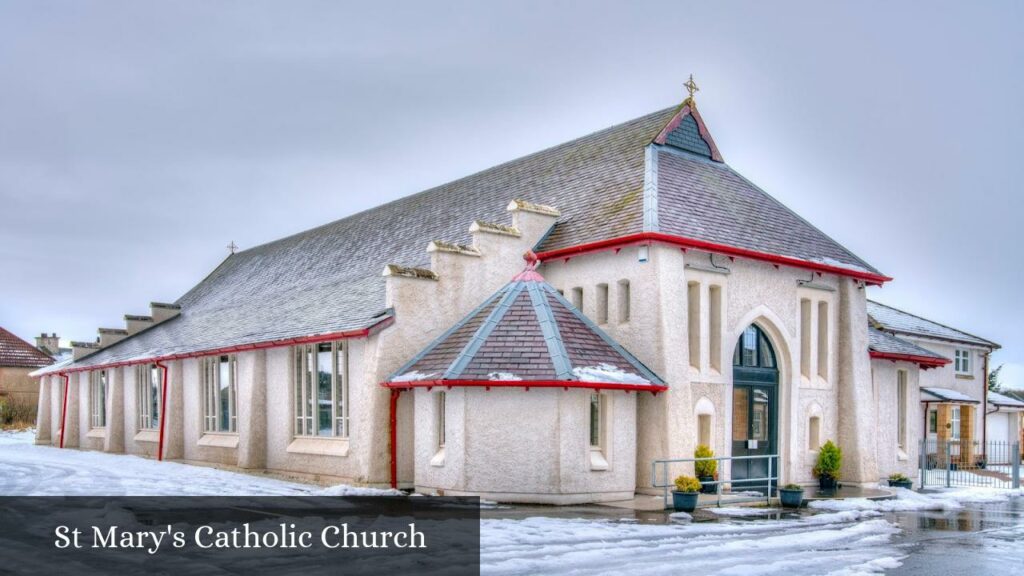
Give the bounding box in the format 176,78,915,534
672,491,700,512
818,475,838,491
778,488,805,508
888,479,913,490
698,476,717,494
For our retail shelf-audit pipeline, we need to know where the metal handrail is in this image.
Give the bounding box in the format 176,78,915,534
652,454,779,509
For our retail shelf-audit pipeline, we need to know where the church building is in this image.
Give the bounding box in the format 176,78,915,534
33,85,997,503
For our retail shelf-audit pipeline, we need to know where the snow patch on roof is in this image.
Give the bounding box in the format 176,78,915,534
573,363,650,384
920,387,978,403
488,372,522,381
391,370,439,383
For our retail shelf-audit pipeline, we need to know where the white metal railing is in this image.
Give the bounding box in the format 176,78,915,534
652,454,779,509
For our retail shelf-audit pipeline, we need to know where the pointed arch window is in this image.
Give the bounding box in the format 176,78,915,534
733,325,776,369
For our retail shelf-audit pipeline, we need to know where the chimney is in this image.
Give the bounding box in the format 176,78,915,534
150,302,181,324
36,333,60,357
124,314,154,335
98,328,129,348
71,340,101,361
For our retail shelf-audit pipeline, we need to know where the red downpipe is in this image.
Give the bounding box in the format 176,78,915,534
534,232,893,285
58,373,70,449
155,361,169,461
389,389,400,489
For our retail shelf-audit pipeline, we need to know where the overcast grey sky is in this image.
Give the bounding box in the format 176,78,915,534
1,1,1022,385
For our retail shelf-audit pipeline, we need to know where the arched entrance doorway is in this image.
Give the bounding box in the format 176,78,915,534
731,325,779,489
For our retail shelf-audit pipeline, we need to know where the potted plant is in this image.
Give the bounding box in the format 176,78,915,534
778,483,805,508
813,440,842,491
694,444,718,494
672,475,702,512
887,473,913,489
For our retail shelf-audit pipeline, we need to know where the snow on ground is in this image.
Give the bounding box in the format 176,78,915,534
809,486,1024,513
706,506,781,517
0,429,399,496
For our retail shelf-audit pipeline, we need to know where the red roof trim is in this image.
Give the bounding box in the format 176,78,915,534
869,350,950,368
381,378,668,393
43,316,394,376
652,103,724,162
535,232,892,285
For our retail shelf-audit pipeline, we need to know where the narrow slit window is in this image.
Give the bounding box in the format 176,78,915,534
687,282,701,370
708,285,722,372
589,393,604,449
809,416,821,450
571,287,583,311
897,370,907,451
596,283,609,324
617,280,631,323
437,391,446,449
136,364,161,431
800,299,811,379
817,301,829,380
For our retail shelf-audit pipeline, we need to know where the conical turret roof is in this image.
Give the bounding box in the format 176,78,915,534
384,253,665,392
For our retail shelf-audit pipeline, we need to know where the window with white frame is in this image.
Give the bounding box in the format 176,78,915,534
293,341,349,438
951,406,961,440
202,355,237,433
897,370,908,451
589,393,606,450
954,349,971,374
928,410,937,434
436,391,446,450
89,370,107,428
136,364,162,431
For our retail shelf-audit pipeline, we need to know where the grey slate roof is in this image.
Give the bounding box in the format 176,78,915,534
386,263,664,387
867,327,948,361
867,301,999,348
988,391,1024,409
51,101,884,373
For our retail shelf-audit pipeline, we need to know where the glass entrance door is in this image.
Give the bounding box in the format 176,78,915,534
731,325,779,491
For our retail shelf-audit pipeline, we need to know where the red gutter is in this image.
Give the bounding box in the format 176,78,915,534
389,389,400,489
869,350,950,369
382,379,669,393
534,232,893,285
58,372,70,449
155,361,169,461
51,317,393,376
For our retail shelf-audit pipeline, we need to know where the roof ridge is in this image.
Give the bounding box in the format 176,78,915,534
867,300,998,347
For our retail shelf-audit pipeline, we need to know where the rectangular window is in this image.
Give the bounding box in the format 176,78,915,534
293,341,348,438
800,299,811,379
571,287,583,311
589,393,604,449
817,301,829,380
617,280,631,323
928,410,937,434
897,370,907,451
136,364,161,431
89,371,107,428
436,392,446,449
954,350,971,374
951,406,961,440
687,281,701,370
596,283,609,324
709,285,722,372
202,355,237,433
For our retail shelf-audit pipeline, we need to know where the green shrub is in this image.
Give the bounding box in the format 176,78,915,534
813,440,842,479
694,444,717,477
673,475,702,493
782,483,803,490
888,473,909,482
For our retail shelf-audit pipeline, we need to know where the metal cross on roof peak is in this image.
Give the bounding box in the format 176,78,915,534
684,74,699,103
227,241,238,254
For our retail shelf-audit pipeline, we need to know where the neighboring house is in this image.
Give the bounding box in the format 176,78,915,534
867,300,1001,469
35,333,72,363
32,90,994,503
986,392,1024,461
0,327,54,422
